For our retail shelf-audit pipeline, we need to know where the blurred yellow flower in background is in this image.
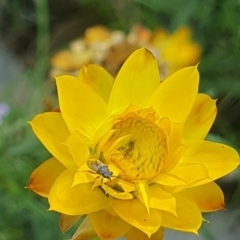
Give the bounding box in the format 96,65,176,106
50,24,201,80
27,48,239,240
151,26,201,76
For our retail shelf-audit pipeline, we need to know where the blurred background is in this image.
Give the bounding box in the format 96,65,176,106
0,0,240,239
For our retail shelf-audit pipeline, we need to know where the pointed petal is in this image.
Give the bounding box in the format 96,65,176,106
183,182,225,212
149,184,177,216
48,169,108,215
125,226,164,240
59,214,81,233
88,209,131,240
73,167,96,186
56,75,108,139
181,140,240,181
163,123,185,172
108,48,160,113
71,217,98,240
29,112,74,168
65,131,90,167
183,93,217,139
153,173,186,193
152,66,199,123
167,162,210,186
157,117,171,136
162,194,202,234
26,157,65,197
78,64,114,104
101,184,134,200
115,179,136,193
134,180,150,213
167,122,185,156
110,197,162,237
164,145,187,173
154,162,210,192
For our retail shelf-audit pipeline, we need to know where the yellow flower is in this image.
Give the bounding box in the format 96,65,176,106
151,26,201,76
50,25,115,78
27,48,239,240
50,24,202,80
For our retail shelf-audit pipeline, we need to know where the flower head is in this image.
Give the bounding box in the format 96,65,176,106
151,26,201,76
27,48,239,240
50,25,201,80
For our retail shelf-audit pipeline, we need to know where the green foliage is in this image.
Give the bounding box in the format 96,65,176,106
0,79,69,239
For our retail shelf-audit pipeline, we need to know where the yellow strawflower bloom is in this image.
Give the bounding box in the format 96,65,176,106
50,25,201,80
27,48,239,240
151,26,201,76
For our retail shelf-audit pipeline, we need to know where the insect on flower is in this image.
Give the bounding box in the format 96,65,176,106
86,159,113,179
86,159,114,195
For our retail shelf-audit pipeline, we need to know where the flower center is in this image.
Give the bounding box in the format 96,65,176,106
102,115,168,181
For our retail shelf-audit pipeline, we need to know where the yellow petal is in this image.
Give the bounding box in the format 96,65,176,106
78,64,114,104
134,180,150,214
183,182,225,212
115,178,136,193
26,157,65,198
56,75,108,139
154,162,210,192
167,122,184,156
183,93,217,139
71,217,98,240
88,209,131,240
125,226,164,240
105,134,133,154
167,162,210,186
164,145,187,173
73,169,96,186
48,169,108,215
157,117,171,136
152,65,199,123
163,123,185,172
181,140,240,181
149,184,177,216
59,214,81,233
108,48,160,113
153,172,187,193
110,197,162,237
29,112,74,168
95,122,115,154
90,175,104,189
65,131,90,167
102,184,134,200
162,194,202,234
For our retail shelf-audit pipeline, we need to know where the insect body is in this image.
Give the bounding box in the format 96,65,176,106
87,160,113,179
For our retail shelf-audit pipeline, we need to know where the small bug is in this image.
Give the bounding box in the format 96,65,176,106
86,160,114,195
86,159,113,179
